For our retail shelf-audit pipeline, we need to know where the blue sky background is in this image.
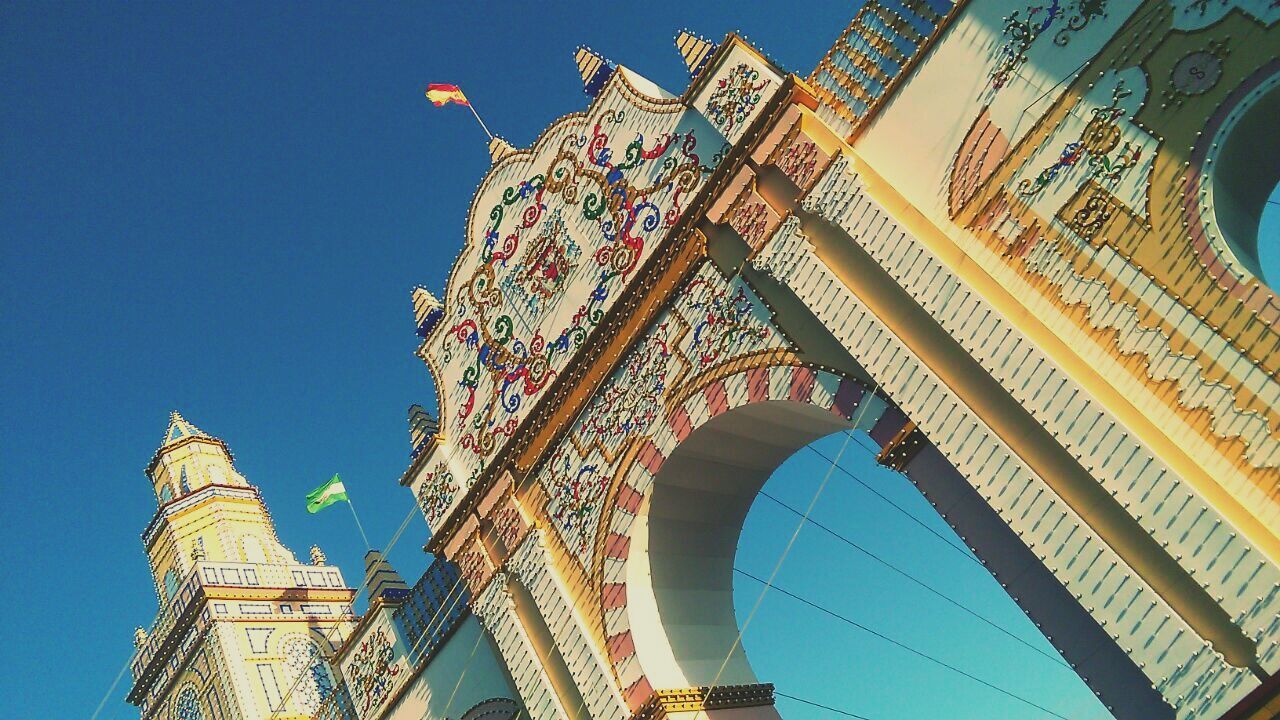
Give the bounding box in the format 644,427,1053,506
1,2,1276,719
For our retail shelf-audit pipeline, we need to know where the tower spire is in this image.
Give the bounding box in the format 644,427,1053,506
160,410,209,450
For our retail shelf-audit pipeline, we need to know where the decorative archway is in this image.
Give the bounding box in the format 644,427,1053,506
595,365,882,709
403,23,1280,720
1196,61,1280,286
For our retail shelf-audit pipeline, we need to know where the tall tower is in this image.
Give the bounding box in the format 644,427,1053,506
127,413,356,719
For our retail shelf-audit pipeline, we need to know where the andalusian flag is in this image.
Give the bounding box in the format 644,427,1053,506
425,83,469,107
306,474,349,513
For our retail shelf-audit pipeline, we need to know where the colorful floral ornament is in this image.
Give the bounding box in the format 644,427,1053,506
1018,80,1139,197
346,628,400,714
990,0,1109,90
582,330,672,446
447,109,720,462
686,278,771,366
417,463,459,528
546,451,609,555
705,63,771,133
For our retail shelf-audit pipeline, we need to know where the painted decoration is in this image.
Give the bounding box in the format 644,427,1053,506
419,67,729,533
1170,49,1225,98
690,42,783,145
345,627,401,715
416,462,459,528
284,636,333,714
539,264,787,565
704,63,771,134
989,0,1110,91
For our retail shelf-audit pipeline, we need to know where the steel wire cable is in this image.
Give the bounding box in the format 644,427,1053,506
691,380,884,719
756,489,1071,669
733,567,1075,720
268,498,424,717
807,439,981,567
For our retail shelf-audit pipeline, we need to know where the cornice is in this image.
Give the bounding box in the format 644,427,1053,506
632,684,775,720
145,433,234,476
141,483,262,549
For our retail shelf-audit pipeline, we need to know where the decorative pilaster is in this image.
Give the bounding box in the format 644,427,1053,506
473,574,571,720
508,531,628,720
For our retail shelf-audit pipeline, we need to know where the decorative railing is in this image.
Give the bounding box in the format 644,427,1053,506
130,561,350,681
809,0,960,139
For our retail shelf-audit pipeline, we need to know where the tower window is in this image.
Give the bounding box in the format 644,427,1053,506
240,536,268,564
284,636,334,713
159,484,174,504
163,569,180,601
174,684,204,720
179,466,190,494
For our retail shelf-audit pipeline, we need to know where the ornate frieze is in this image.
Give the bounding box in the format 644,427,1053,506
416,66,730,536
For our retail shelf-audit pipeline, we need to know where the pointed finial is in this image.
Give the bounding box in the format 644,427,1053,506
487,136,517,164
364,549,409,600
675,29,717,76
575,46,615,97
310,544,327,566
134,627,148,647
408,404,439,458
161,411,210,450
412,286,445,338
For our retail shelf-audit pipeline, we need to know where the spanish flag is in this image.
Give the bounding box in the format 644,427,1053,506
425,83,469,107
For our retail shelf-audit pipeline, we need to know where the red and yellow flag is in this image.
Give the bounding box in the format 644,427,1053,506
425,83,469,107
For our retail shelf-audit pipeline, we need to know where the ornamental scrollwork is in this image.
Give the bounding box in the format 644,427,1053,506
1018,81,1140,197
990,0,1109,90
446,110,720,465
705,63,771,133
417,463,459,528
685,278,772,367
346,628,400,715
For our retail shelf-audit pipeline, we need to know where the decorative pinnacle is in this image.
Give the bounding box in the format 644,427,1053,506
675,29,717,76
575,46,615,97
408,403,440,457
487,136,517,164
160,411,210,451
310,544,327,566
411,286,445,338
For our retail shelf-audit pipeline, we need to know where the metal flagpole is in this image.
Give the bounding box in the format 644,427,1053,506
466,101,494,141
344,489,373,550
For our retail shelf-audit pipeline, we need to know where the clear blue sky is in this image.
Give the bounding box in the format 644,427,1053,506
1,3,1277,719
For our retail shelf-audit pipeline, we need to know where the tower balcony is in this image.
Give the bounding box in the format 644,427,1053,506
127,559,356,708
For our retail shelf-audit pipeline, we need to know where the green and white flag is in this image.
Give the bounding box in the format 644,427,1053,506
306,474,349,513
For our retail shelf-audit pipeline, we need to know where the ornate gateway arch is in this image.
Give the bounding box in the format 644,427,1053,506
403,4,1280,719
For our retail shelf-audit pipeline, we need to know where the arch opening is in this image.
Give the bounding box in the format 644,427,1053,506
1206,70,1280,285
617,377,1175,720
626,400,857,691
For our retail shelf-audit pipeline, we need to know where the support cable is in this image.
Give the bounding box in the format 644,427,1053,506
757,490,1071,669
269,499,425,717
692,381,884,719
773,690,876,720
734,567,1074,720
807,440,980,567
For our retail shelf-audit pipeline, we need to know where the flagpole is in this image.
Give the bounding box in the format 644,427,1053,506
344,492,373,550
467,102,494,141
